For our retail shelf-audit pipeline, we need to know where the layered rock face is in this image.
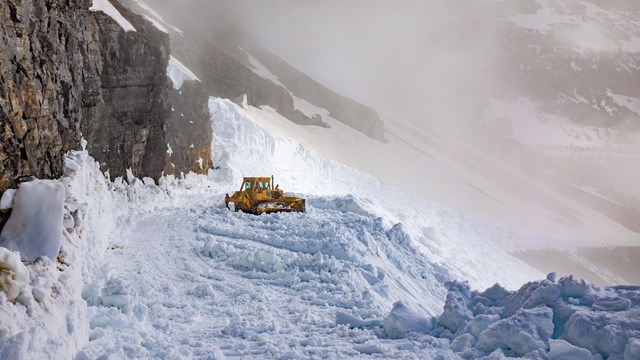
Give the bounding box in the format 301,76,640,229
173,32,387,141
0,0,212,228
81,0,172,180
0,0,213,185
170,38,327,128
164,82,212,176
167,32,387,141
0,0,98,195
245,44,386,141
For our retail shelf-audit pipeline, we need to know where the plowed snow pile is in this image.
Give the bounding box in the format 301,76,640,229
0,97,638,359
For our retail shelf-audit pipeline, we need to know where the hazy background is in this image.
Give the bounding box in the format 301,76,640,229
146,0,640,226
133,0,640,284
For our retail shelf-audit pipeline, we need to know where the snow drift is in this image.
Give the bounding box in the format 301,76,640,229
369,275,640,359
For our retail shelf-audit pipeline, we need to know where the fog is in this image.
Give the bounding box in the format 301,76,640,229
144,0,640,251
154,0,508,128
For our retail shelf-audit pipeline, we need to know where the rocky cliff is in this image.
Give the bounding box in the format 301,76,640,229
0,0,168,189
0,0,212,228
168,35,327,129
80,0,172,180
1,0,96,195
173,31,387,141
164,81,212,176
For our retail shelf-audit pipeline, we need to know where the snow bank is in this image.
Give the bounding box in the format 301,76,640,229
0,180,65,262
167,56,200,90
371,275,640,359
0,147,200,358
0,156,99,358
89,0,136,32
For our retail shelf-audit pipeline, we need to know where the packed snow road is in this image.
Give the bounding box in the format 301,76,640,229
77,192,455,358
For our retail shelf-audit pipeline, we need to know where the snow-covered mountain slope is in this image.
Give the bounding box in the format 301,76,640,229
210,98,553,289
212,90,639,245
212,0,640,227
117,0,639,283
4,94,639,359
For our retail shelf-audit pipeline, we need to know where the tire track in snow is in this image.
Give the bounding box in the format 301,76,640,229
81,194,456,358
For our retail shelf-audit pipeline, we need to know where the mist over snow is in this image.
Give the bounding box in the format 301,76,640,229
143,0,640,240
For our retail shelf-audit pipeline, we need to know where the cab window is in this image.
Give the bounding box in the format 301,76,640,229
258,181,265,190
245,181,252,190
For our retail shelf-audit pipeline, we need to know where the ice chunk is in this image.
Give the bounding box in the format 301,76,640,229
437,281,474,332
450,333,475,353
563,310,631,357
236,94,249,110
353,343,383,355
0,189,16,211
470,314,500,337
481,283,511,302
0,180,65,262
64,157,80,174
549,339,593,360
477,306,554,356
625,339,640,360
0,247,29,302
101,278,134,313
335,311,363,328
89,0,136,32
383,301,433,339
592,296,631,311
188,283,215,299
559,276,594,299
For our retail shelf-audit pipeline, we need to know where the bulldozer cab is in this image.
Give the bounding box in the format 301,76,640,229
241,177,271,192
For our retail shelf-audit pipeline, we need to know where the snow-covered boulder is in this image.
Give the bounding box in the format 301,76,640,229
0,247,29,302
0,180,65,262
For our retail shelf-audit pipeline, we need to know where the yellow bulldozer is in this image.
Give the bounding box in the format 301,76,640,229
225,176,305,215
